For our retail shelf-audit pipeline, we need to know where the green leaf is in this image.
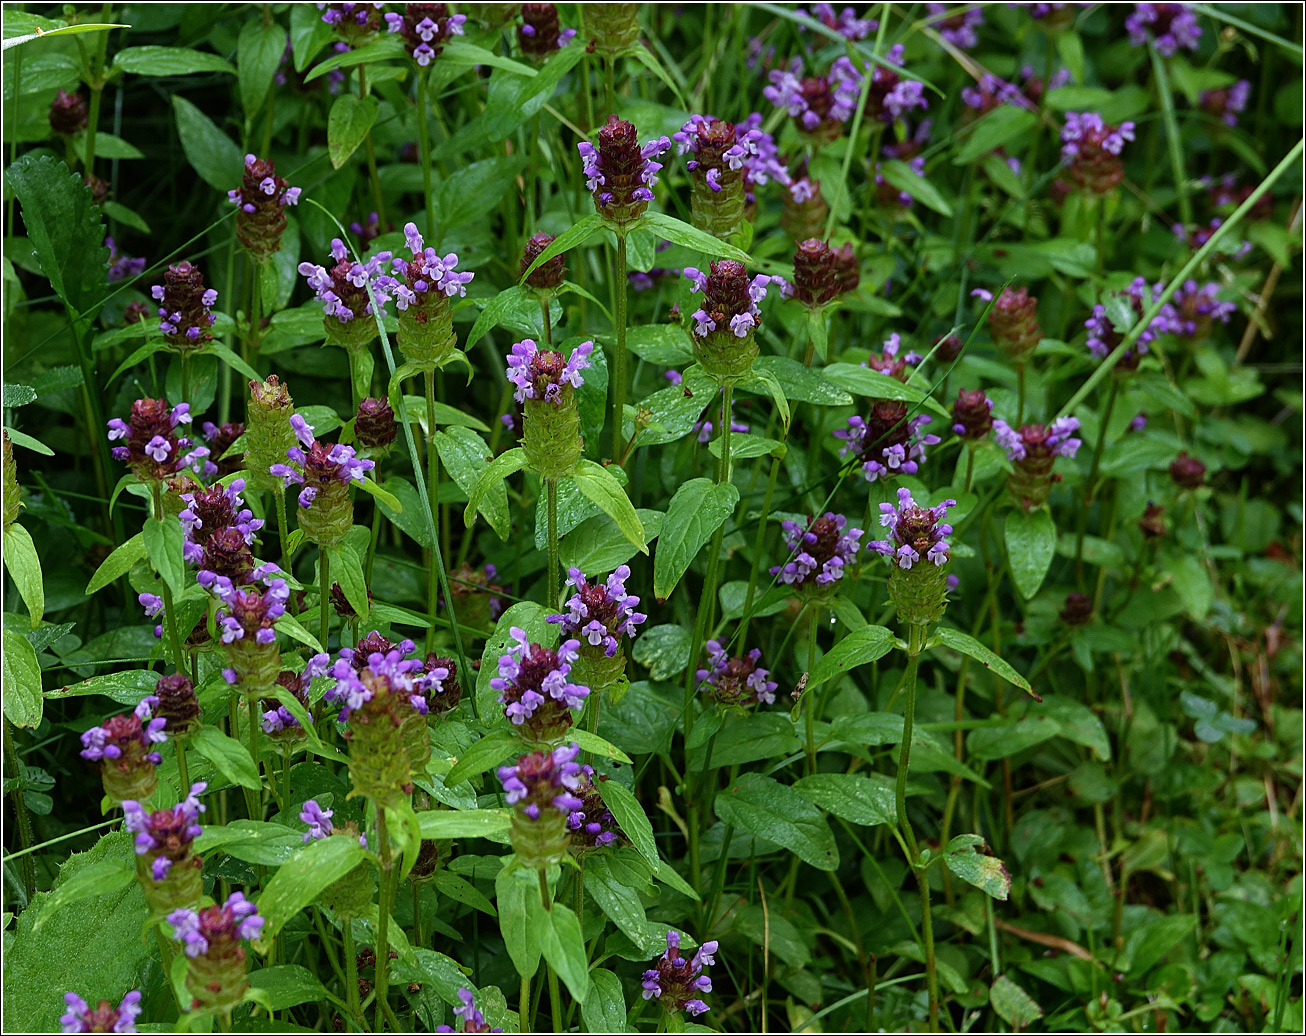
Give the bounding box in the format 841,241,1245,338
85,532,145,595
1,833,149,1033
966,715,1061,761
466,284,531,350
142,515,186,597
944,834,1011,900
743,367,791,430
208,342,261,384
879,159,952,216
355,476,403,514
954,106,1039,165
435,155,528,229
46,670,157,707
581,968,629,1034
475,601,552,718
463,448,527,532
248,966,329,1012
238,20,285,116
4,153,109,315
595,779,660,874
327,93,379,170
583,857,652,951
629,623,692,682
191,724,262,791
2,629,43,728
1004,508,1056,600
3,22,129,53
793,772,896,826
652,478,737,601
569,728,633,764
495,862,542,979
304,37,405,82
113,45,236,76
561,508,664,575
713,772,839,871
1122,914,1196,977
1166,553,1212,620
172,95,243,192
989,974,1043,1028
277,613,324,655
572,460,647,554
806,624,894,690
30,857,134,931
2,384,37,408
328,543,369,623
822,363,951,418
3,524,43,627
540,902,589,1001
193,820,307,866
627,44,687,109
256,835,368,943
429,870,497,917
416,809,512,840
436,427,510,539
931,627,1038,700
3,426,55,456
519,213,605,283
640,211,751,263
440,39,537,76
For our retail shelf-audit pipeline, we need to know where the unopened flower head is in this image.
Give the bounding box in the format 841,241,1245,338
49,89,88,135
228,154,301,260
122,781,207,882
153,673,201,737
518,3,576,56
642,930,718,1017
298,239,392,342
548,566,647,658
384,3,465,65
150,262,218,352
1060,112,1136,194
764,55,864,139
107,399,210,482
696,640,777,707
952,388,994,439
586,2,640,57
834,400,939,482
1126,2,1200,56
771,512,864,588
521,232,565,291
1170,450,1206,489
578,116,672,224
246,375,297,493
354,396,398,450
447,562,506,628
436,987,504,1033
792,239,842,307
492,626,589,740
983,285,1042,362
60,990,142,1034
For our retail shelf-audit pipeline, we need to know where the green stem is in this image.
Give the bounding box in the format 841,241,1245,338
539,294,552,347
416,68,435,243
520,976,530,1034
357,65,386,232
82,5,111,174
612,234,629,462
604,56,616,115
180,352,191,408
176,736,190,796
364,495,382,583
151,484,187,675
375,811,397,1029
275,489,292,581
3,718,36,902
1150,43,1192,228
548,963,563,1034
546,477,560,608
1074,376,1119,587
424,370,440,652
319,546,331,650
738,454,780,647
804,603,820,775
244,691,263,820
343,918,362,1024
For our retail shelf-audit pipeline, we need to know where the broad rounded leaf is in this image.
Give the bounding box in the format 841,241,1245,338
713,772,839,871
256,835,368,943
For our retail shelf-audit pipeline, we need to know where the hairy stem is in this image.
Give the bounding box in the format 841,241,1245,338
424,370,441,652
612,234,629,462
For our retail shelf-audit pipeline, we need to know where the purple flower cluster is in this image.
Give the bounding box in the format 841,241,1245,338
834,403,939,482
684,264,778,339
1126,3,1201,56
864,332,923,382
298,239,393,324
519,4,577,55
227,153,302,213
697,640,778,707
327,643,431,722
178,477,264,567
106,238,145,283
1170,279,1237,338
168,891,264,958
505,338,593,403
261,653,331,733
673,113,789,196
566,765,623,850
107,399,210,481
497,743,585,820
80,696,167,765
548,566,647,657
436,987,503,1033
927,3,984,48
384,3,466,65
270,414,375,510
994,417,1082,461
122,782,207,881
1083,277,1175,362
578,117,673,218
1060,111,1135,162
863,45,929,125
151,262,218,350
300,799,335,841
491,626,589,728
60,991,142,1034
771,513,864,588
200,573,289,671
764,56,863,136
642,930,718,1017
1200,79,1250,127
870,488,955,569
377,223,474,309
318,1,384,34
798,3,876,39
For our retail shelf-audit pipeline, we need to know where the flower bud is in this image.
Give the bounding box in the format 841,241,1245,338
3,432,19,531
247,376,297,493
506,339,592,478
521,232,565,291
84,174,111,204
498,744,584,869
833,243,859,295
168,893,264,1016
1059,592,1093,626
782,178,829,242
869,488,956,627
80,698,168,803
153,673,201,738
1139,501,1167,539
1169,451,1206,489
354,397,397,450
446,562,505,630
587,3,640,57
492,627,590,744
993,417,1082,510
578,116,672,227
228,155,301,262
519,4,575,56
988,286,1041,363
123,782,206,921
151,263,218,353
952,389,994,439
792,239,840,307
934,333,963,363
48,89,88,135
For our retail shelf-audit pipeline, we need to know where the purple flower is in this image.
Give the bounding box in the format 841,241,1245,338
60,990,143,1034
177,477,264,568
763,55,865,137
107,398,209,481
326,642,430,722
1126,3,1201,56
105,238,146,283
436,986,504,1033
385,3,465,65
1083,277,1176,365
642,929,718,1017
993,417,1082,462
1200,79,1250,127
770,512,864,588
491,627,589,736
299,799,335,842
1170,279,1236,338
201,571,289,650
151,262,218,351
298,238,392,325
565,765,624,851
862,45,928,125
547,566,647,657
80,697,168,765
798,3,877,40
696,641,777,706
375,223,474,309
167,891,264,959
505,338,593,404
833,401,939,482
270,414,375,510
684,262,777,342
927,3,984,48
674,113,791,200
122,782,207,881
869,488,956,569
863,332,923,381
579,116,673,223
1059,112,1136,193
497,743,585,821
